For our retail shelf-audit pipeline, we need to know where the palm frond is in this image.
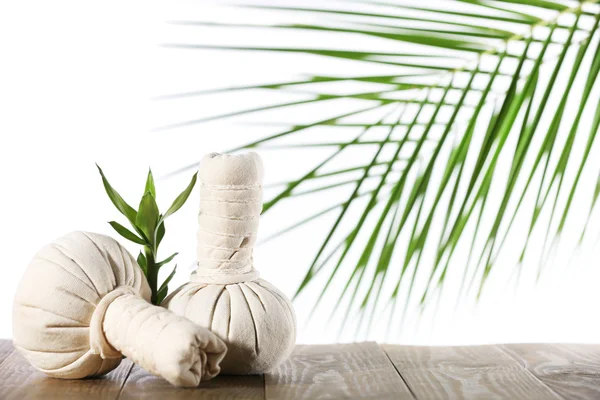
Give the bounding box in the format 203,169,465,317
161,0,600,337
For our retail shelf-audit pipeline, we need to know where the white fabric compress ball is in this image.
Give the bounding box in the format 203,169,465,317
13,231,227,387
163,152,296,374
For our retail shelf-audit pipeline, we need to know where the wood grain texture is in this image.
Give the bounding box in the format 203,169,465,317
383,344,561,400
265,342,412,399
0,343,133,400
119,364,265,400
3,339,600,399
502,343,600,400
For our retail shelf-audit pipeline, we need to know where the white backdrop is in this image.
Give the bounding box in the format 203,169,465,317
1,0,599,344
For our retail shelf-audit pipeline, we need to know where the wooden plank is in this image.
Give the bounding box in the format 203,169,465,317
502,343,600,400
0,346,134,400
1,341,598,398
265,342,412,399
382,344,561,400
118,365,265,399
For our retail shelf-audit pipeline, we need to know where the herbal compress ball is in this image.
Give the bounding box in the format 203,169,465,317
163,152,296,374
12,231,227,387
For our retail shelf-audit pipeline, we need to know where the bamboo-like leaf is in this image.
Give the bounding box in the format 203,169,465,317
97,164,137,224
163,172,197,219
156,252,178,268
144,168,156,198
156,220,166,248
157,265,177,304
109,221,147,245
137,252,147,274
136,191,160,244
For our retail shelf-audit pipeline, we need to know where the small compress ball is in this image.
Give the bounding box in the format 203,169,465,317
164,152,296,374
13,231,227,386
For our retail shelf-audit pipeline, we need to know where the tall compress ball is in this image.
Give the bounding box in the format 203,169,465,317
164,152,296,374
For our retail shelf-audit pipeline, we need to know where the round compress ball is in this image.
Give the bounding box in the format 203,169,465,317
13,231,227,386
163,152,296,374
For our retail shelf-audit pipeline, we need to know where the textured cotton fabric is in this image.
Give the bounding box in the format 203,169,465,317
103,290,226,386
164,152,296,374
13,231,227,386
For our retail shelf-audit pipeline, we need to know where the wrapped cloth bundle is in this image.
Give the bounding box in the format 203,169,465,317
163,152,296,374
12,231,227,387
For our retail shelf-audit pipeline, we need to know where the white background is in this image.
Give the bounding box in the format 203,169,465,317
1,0,599,344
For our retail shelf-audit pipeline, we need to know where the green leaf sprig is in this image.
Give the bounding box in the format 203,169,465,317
97,164,197,304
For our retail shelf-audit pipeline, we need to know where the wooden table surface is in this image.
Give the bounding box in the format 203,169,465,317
1,340,599,399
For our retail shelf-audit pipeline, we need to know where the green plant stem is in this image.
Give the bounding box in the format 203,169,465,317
144,246,158,304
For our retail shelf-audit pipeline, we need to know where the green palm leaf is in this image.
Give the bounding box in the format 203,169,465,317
161,0,600,336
